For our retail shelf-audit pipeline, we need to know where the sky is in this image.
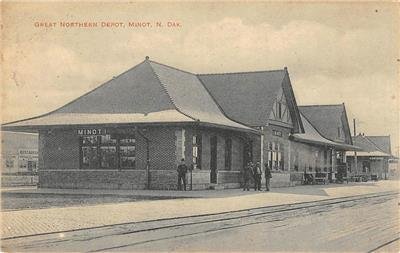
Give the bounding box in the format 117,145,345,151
1,2,399,155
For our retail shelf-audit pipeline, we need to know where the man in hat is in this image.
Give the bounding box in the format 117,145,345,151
253,161,262,191
264,162,272,191
177,158,188,191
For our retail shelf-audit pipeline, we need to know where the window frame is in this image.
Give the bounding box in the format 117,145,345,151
192,134,202,169
79,133,136,170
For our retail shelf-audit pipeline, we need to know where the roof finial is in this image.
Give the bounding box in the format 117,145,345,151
284,66,288,71
145,56,149,60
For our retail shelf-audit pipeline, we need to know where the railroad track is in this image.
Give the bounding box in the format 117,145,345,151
2,191,398,252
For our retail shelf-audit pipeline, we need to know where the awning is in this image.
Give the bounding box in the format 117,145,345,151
346,150,392,157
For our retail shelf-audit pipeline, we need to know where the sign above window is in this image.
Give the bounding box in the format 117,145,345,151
77,128,107,136
272,130,283,137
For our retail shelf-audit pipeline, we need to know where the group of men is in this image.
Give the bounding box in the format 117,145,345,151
177,158,272,192
243,161,272,191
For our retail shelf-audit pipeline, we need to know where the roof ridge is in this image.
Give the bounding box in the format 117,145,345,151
282,70,304,133
299,104,344,108
148,59,196,76
147,61,198,122
197,69,285,76
366,135,390,138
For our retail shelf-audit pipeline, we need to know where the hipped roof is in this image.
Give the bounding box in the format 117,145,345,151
198,70,286,126
2,59,257,134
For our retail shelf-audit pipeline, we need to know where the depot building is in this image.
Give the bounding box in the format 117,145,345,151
2,57,360,190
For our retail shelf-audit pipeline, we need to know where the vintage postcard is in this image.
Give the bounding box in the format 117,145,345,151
1,1,399,252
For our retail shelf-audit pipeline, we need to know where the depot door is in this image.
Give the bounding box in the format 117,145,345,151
210,136,217,184
243,140,253,166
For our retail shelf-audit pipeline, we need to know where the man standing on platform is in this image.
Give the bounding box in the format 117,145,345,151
253,161,262,191
264,163,272,191
177,158,188,191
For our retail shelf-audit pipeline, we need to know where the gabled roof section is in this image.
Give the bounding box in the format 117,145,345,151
347,134,392,157
198,69,289,127
2,58,257,134
291,113,360,151
366,136,391,155
298,104,352,144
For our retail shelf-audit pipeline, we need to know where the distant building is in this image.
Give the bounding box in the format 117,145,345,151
346,135,394,180
1,131,38,174
2,57,360,190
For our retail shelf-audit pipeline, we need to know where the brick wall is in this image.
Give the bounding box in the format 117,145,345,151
218,171,240,183
39,126,178,189
270,172,291,187
232,136,243,171
147,127,176,171
39,170,147,189
149,170,177,190
38,125,255,190
216,135,225,171
135,131,148,170
38,130,46,170
42,129,80,170
190,170,210,190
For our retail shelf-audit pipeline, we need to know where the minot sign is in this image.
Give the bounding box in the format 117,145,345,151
77,128,106,135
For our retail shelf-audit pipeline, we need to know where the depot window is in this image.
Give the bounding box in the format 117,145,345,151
267,142,284,171
80,134,136,170
192,134,202,169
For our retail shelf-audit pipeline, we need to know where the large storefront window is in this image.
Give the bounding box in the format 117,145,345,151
120,137,136,169
100,135,117,169
82,136,99,169
80,133,136,170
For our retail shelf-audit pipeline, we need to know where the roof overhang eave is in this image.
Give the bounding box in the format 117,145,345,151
2,121,261,135
291,135,362,151
197,122,261,135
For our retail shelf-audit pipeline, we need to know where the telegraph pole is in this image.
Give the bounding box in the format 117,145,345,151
353,118,358,176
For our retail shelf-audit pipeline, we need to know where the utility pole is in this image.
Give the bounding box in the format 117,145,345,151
353,118,358,176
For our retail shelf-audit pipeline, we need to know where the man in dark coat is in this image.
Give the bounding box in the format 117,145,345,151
177,158,188,191
264,163,272,191
253,161,262,191
243,161,252,191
